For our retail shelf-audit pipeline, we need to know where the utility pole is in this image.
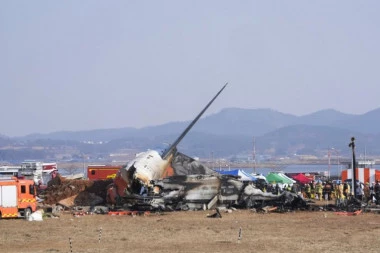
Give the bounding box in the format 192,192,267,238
211,151,214,170
82,153,86,178
328,147,331,180
337,151,341,181
253,137,256,174
349,137,357,198
329,147,340,179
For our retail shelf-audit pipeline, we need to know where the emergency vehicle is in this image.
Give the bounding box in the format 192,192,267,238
19,161,57,185
87,165,122,180
0,177,37,219
0,165,21,178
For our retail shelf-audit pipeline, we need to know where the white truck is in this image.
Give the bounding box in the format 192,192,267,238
19,161,57,185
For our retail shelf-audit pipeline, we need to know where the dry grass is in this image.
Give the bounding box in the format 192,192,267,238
0,210,379,253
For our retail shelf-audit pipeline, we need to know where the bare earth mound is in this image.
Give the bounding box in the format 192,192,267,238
0,210,379,253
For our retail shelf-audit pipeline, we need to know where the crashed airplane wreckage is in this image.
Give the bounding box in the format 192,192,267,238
41,84,308,212
42,153,308,212
108,155,308,212
104,84,308,211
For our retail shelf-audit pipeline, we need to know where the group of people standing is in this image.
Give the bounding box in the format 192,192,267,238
303,180,380,205
304,180,337,201
260,179,380,206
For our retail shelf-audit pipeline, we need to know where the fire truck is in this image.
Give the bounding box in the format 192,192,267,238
19,161,57,185
87,165,122,180
0,177,37,219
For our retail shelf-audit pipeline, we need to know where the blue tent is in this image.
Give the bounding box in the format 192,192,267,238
214,169,257,181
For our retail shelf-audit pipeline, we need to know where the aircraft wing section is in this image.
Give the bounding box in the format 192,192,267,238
161,83,227,160
171,152,216,176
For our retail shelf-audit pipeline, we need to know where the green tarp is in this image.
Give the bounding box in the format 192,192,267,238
266,172,294,185
277,172,296,184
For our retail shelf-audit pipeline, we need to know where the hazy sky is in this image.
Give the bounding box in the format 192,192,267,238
1,1,379,137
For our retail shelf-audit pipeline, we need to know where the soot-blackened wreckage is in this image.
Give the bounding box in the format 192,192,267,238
106,84,307,211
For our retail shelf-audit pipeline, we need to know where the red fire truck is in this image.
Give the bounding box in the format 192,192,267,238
87,165,123,180
0,177,37,219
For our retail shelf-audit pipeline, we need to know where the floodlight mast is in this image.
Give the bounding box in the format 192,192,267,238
348,137,357,198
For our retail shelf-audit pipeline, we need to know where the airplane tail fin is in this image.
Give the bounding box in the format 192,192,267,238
162,83,228,160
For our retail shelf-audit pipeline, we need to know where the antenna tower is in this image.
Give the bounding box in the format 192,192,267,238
253,137,256,173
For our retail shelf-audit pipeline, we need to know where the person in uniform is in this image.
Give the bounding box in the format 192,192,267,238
305,183,311,199
336,182,344,206
315,182,323,200
343,182,351,204
363,182,370,203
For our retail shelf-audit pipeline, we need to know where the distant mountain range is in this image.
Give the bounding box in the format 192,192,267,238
1,107,380,161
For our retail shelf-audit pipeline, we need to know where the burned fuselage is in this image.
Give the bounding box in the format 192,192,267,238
115,173,308,212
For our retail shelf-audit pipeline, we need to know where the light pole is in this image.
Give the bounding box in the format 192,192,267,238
328,147,340,180
211,152,214,170
253,136,256,174
337,151,341,180
328,148,331,180
349,137,357,198
82,153,86,178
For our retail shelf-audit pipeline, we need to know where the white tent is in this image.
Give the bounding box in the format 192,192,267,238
251,173,268,182
215,169,257,181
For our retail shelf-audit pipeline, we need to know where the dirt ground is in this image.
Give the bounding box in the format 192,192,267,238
0,208,380,253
